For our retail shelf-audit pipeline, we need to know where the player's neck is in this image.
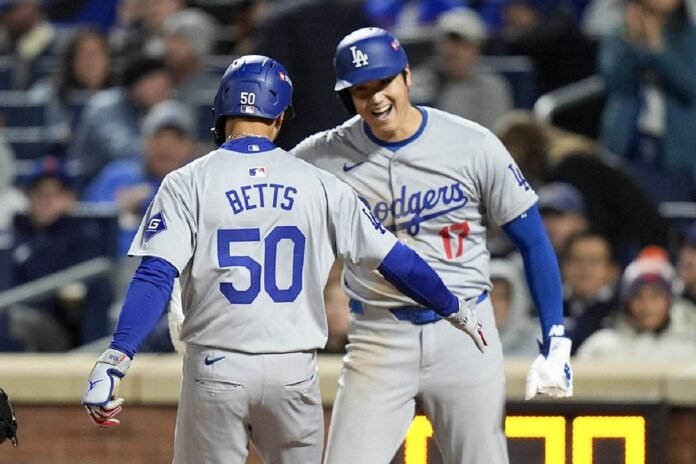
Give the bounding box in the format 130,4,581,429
226,132,271,141
225,119,277,141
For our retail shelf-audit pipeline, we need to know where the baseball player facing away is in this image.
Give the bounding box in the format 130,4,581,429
292,28,574,464
80,55,488,464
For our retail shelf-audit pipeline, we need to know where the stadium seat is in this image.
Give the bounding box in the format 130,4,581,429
0,90,57,160
0,91,46,127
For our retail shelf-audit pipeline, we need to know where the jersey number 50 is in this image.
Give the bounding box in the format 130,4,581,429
217,226,305,304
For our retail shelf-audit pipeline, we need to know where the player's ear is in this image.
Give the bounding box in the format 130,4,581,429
271,113,284,140
403,66,412,88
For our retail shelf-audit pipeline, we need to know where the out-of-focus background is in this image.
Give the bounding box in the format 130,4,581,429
0,0,695,463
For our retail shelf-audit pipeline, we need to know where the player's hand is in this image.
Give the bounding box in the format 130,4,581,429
446,297,488,353
82,349,131,428
525,337,573,400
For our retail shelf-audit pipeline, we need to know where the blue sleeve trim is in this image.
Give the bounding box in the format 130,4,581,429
502,204,564,341
377,242,458,316
109,256,178,358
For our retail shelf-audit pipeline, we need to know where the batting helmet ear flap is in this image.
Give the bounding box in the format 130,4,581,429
337,90,356,115
213,113,226,146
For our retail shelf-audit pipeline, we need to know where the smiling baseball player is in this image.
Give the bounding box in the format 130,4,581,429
80,54,487,464
292,27,574,464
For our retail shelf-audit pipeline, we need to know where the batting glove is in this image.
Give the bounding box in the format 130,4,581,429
82,349,131,428
446,297,488,353
525,336,573,400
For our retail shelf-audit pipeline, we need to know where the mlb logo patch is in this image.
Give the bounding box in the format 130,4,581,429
390,39,400,51
241,105,255,114
249,167,267,178
144,211,167,242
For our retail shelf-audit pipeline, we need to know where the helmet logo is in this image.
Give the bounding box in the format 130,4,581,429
350,46,369,68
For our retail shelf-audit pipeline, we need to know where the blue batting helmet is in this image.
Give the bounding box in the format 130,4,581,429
334,27,409,92
212,55,294,146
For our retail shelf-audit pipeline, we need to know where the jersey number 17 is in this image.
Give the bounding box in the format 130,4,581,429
439,222,470,259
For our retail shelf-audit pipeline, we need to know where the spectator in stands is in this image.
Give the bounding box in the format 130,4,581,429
1,156,114,352
581,0,627,38
83,100,194,255
0,0,57,90
598,0,696,201
677,222,696,306
29,27,113,146
68,54,172,187
577,246,696,360
222,0,268,55
363,0,464,36
0,136,26,247
562,230,620,354
0,136,27,292
496,0,597,95
160,9,219,119
254,0,370,149
538,182,590,255
497,111,670,264
44,0,119,31
490,258,540,357
110,0,186,57
411,8,512,130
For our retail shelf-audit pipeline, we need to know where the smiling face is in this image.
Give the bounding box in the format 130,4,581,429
348,68,421,142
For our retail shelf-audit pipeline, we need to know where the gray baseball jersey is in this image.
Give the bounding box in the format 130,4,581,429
129,141,397,354
292,106,536,464
292,107,537,305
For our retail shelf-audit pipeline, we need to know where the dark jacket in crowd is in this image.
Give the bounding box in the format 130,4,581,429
11,214,114,346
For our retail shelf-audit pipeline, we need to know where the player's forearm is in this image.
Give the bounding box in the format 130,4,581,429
110,256,178,357
377,241,458,316
502,204,565,342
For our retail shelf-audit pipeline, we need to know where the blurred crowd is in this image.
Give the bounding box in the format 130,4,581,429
1,0,695,360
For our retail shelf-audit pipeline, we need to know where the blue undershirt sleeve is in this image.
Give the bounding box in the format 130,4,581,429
377,241,459,316
502,204,564,343
109,256,178,358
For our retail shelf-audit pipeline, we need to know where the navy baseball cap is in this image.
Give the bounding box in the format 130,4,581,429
538,182,585,216
24,156,73,189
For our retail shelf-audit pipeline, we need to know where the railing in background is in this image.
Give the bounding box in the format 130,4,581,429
0,257,112,312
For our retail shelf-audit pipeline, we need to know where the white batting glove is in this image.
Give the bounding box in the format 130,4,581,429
525,336,573,400
446,297,488,353
82,349,131,428
168,278,186,354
